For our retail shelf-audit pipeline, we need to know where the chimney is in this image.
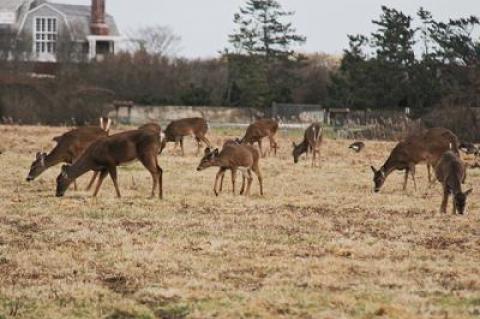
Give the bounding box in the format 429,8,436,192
90,0,109,36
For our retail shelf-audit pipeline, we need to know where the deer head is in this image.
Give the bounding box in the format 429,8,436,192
55,164,73,197
197,147,219,171
371,166,386,193
292,142,303,164
26,152,48,181
454,189,473,215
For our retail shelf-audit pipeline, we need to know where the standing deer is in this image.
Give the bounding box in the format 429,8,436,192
197,144,263,196
160,117,211,156
292,123,323,166
240,118,279,157
27,119,110,189
371,128,459,192
435,151,472,214
56,129,163,198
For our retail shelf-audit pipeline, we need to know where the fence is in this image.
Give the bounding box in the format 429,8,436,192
270,103,325,123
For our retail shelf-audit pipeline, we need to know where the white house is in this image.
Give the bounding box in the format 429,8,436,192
0,0,120,62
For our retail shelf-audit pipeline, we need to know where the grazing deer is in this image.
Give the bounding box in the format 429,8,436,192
27,120,110,189
56,129,163,198
349,141,365,153
160,117,211,156
216,139,242,193
292,123,323,166
197,144,263,196
240,118,279,157
371,127,459,192
435,151,472,214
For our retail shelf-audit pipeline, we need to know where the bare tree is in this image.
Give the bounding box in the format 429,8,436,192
126,25,181,57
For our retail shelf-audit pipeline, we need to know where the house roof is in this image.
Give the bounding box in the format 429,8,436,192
47,3,120,40
13,1,120,40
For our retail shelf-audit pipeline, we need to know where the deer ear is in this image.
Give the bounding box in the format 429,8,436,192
214,148,220,156
204,147,211,155
464,188,473,196
36,152,42,159
61,165,69,178
371,166,377,173
292,142,296,148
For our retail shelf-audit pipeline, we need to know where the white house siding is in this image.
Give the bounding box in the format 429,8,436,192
20,5,71,61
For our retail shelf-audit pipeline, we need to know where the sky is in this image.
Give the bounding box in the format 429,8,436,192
54,0,480,58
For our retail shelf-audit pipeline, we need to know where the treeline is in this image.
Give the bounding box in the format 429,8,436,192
328,6,480,114
1,2,480,127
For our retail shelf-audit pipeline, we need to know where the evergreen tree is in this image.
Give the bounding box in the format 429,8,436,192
229,0,306,59
225,0,306,108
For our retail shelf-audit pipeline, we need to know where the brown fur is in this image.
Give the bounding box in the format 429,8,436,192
292,123,323,166
435,151,472,214
56,129,163,199
161,117,211,156
27,124,109,189
138,123,162,133
371,128,459,192
197,144,263,196
241,119,279,157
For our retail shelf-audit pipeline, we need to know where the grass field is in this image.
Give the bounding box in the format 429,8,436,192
0,125,479,319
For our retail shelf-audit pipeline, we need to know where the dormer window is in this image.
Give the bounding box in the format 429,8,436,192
34,17,57,58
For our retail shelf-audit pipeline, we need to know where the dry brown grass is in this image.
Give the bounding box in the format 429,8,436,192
0,125,479,319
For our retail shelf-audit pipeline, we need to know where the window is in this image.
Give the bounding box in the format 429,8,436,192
34,17,57,55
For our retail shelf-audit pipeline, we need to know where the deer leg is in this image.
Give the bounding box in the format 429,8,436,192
180,137,185,156
268,135,278,156
93,170,108,197
231,168,237,195
311,148,315,168
108,166,121,198
258,139,266,158
200,136,212,148
245,169,253,196
86,171,98,191
427,164,432,183
194,136,202,156
73,180,78,191
157,164,163,199
240,171,246,195
219,171,225,193
440,188,448,214
214,168,226,196
410,165,417,192
402,169,409,191
252,164,263,196
452,196,457,215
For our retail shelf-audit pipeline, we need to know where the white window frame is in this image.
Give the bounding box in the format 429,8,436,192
33,16,58,60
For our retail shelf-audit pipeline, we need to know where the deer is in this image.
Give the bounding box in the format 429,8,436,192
160,117,211,156
27,118,111,190
292,123,323,166
371,127,459,193
197,144,263,197
138,122,161,133
435,151,472,214
240,118,279,157
349,141,365,153
56,129,163,199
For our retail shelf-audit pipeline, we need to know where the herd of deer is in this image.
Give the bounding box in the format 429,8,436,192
24,116,474,215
